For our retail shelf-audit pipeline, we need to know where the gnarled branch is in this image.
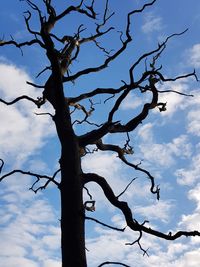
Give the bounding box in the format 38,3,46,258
83,172,200,241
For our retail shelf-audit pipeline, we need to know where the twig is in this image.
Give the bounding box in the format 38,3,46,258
85,216,126,232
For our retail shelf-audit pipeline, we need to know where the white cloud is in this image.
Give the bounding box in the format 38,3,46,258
120,94,143,110
157,80,191,117
135,200,174,223
187,107,200,136
176,153,200,186
0,177,61,266
0,62,55,166
187,43,200,68
139,133,192,168
43,259,61,267
138,122,154,142
142,12,163,34
0,257,38,267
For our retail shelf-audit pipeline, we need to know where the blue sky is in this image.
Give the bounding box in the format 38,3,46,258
1,0,200,266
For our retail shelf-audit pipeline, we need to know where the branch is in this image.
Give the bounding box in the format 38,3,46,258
55,2,96,21
85,216,126,232
117,178,137,199
63,0,156,82
67,85,126,104
0,95,45,108
95,139,160,200
0,38,44,49
126,230,149,256
83,173,200,241
0,159,4,174
0,165,60,189
129,29,189,83
29,169,61,193
78,76,159,146
98,262,131,267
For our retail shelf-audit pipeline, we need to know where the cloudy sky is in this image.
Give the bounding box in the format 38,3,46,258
1,0,200,266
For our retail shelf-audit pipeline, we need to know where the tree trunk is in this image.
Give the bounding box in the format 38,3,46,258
44,72,87,266
60,140,87,267
54,106,87,267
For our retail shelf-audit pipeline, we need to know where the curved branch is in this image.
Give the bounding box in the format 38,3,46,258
63,0,156,82
129,29,189,83
55,2,96,21
83,173,200,241
98,262,131,267
0,38,44,49
0,159,4,174
95,139,160,199
78,77,159,146
0,95,45,108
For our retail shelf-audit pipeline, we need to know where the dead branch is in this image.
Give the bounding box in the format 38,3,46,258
83,172,200,241
95,139,160,200
126,230,149,256
67,85,126,104
0,38,45,49
86,216,126,232
63,0,156,82
0,167,60,189
0,159,4,174
117,178,137,199
0,95,45,108
84,200,96,212
98,262,131,267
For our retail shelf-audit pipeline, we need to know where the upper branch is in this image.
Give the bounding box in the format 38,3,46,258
67,84,126,104
128,29,189,83
63,0,156,82
55,2,96,21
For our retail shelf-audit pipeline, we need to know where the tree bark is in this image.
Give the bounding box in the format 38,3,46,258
56,110,86,267
45,73,87,267
60,146,86,267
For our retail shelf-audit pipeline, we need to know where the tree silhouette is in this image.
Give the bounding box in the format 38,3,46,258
0,1,200,266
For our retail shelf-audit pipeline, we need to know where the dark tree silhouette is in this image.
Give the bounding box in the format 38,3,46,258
0,0,200,267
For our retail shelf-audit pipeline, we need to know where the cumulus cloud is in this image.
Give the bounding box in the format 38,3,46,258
0,61,61,266
120,94,143,110
157,80,191,117
135,200,174,223
138,125,192,168
187,107,200,137
176,152,200,186
0,172,61,267
0,62,55,166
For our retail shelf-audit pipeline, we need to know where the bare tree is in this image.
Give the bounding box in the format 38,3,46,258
0,1,199,266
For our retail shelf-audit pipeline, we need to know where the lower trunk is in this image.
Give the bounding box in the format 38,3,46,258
60,147,87,267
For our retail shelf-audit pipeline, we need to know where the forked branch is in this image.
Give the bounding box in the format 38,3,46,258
83,173,200,241
63,0,157,82
0,162,60,190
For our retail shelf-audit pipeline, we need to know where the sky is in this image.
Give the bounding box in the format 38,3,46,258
1,0,200,266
